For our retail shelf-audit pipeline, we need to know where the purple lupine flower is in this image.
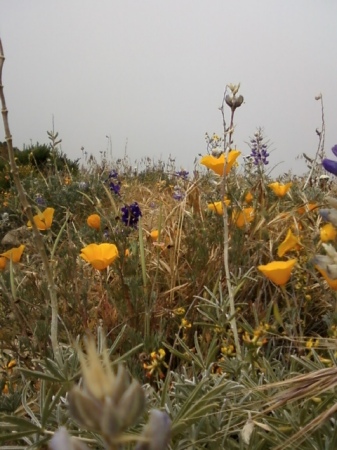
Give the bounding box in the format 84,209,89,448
108,169,119,179
109,181,121,196
322,145,337,175
249,130,269,166
173,188,184,201
175,170,189,180
121,202,142,227
35,194,46,206
323,146,337,176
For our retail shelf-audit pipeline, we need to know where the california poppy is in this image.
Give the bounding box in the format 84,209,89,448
27,207,54,230
87,214,101,230
0,244,25,263
320,223,337,242
232,207,255,228
277,229,301,257
258,259,297,286
80,243,119,271
207,198,231,215
268,182,292,197
200,150,241,176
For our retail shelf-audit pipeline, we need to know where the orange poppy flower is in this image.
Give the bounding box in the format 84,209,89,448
277,229,301,257
80,243,119,271
27,207,55,230
320,223,337,242
87,214,101,230
268,182,292,197
232,207,255,228
258,259,297,286
0,244,25,263
315,266,337,290
207,198,231,215
200,150,241,176
150,230,159,241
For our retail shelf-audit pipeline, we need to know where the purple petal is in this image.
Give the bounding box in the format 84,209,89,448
331,145,337,158
322,158,337,176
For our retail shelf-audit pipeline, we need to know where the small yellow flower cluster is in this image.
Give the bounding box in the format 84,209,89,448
242,323,271,348
143,349,168,379
2,190,11,206
172,307,185,316
180,318,192,330
305,338,320,349
221,339,236,357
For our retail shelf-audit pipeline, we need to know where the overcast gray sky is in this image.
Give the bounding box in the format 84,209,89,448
1,0,337,175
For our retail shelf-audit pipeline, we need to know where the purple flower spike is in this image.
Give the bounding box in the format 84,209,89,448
322,158,337,176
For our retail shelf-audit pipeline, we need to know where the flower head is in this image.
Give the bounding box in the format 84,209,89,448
80,243,119,270
245,191,253,204
320,223,337,242
173,188,184,201
268,182,292,197
315,266,337,290
319,209,337,227
68,337,145,439
207,198,231,215
175,170,189,180
248,129,269,166
312,243,337,285
108,169,119,179
322,145,337,176
109,181,121,196
0,244,25,263
121,202,142,227
87,214,101,230
232,207,255,228
0,257,7,270
297,203,318,215
200,150,241,176
27,207,54,230
150,230,159,241
258,259,297,286
277,229,301,257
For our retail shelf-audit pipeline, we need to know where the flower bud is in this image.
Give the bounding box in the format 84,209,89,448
67,387,102,431
49,427,90,450
118,379,146,428
135,409,171,450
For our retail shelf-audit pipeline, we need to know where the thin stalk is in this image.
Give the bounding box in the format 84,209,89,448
303,94,325,189
0,38,61,364
219,87,242,360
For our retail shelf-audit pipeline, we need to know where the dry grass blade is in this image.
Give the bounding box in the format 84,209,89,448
274,402,337,450
256,366,337,415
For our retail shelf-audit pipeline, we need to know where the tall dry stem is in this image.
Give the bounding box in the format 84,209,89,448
219,84,243,360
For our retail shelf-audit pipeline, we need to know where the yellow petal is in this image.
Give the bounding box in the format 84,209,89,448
200,150,241,176
245,192,253,203
268,182,292,197
207,198,231,215
0,257,7,270
297,203,318,215
27,207,55,230
315,266,337,290
150,230,159,241
80,243,119,271
320,223,337,242
277,229,301,257
0,244,25,263
232,207,255,228
258,259,297,286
